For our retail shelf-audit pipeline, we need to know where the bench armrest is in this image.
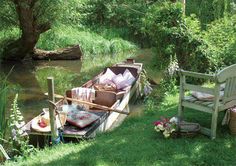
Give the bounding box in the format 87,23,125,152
178,69,216,80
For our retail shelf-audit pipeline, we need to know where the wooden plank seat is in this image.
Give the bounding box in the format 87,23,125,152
178,64,236,139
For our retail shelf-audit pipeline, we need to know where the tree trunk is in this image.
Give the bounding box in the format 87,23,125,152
3,0,45,61
2,1,81,61
32,45,82,60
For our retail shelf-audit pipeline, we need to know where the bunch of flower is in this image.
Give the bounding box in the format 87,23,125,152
153,117,178,138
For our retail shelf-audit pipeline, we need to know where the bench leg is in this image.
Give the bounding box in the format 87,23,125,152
178,104,184,120
210,110,219,139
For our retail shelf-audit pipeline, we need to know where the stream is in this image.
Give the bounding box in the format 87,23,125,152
0,59,152,124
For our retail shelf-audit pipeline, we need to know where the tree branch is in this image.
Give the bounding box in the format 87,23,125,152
30,0,39,8
37,22,51,33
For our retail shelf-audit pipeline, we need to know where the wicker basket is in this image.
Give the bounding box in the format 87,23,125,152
229,110,236,135
171,121,200,138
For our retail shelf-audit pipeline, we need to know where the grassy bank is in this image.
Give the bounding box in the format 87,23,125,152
0,25,137,60
4,93,236,166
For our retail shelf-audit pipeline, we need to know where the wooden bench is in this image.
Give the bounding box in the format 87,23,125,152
178,64,236,139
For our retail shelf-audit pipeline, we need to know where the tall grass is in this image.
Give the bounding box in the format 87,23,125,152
36,24,137,57
0,76,9,143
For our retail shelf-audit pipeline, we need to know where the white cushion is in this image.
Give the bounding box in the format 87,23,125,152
123,69,135,86
191,91,224,101
67,110,99,128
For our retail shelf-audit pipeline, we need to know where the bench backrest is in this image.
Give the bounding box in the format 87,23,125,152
217,64,236,103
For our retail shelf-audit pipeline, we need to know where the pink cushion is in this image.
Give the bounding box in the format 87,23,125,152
99,68,136,90
123,69,135,86
99,68,116,84
67,110,99,128
112,71,135,90
112,74,126,89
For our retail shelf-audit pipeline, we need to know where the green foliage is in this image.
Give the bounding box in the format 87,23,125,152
82,0,158,44
9,94,26,152
160,55,179,95
202,14,236,71
186,0,236,29
0,28,21,60
0,77,8,143
143,1,209,72
0,0,18,31
36,25,137,57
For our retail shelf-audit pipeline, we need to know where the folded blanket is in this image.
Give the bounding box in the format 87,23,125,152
71,87,95,109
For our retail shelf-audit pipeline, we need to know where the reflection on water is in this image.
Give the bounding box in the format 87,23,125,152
0,60,82,122
0,58,160,124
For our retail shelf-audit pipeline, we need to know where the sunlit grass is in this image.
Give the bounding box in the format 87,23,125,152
4,93,236,166
36,25,137,58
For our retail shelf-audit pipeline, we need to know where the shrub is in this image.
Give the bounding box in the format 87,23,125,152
82,0,158,44
202,14,236,71
142,1,209,72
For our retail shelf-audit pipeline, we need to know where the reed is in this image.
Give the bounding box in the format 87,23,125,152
0,76,8,143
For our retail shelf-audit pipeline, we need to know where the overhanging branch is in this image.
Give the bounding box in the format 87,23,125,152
37,22,51,33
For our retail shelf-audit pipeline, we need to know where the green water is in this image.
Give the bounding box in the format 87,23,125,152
0,51,162,124
0,60,82,122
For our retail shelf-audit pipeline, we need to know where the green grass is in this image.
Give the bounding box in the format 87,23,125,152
0,25,137,60
0,75,9,144
36,24,137,57
4,93,236,166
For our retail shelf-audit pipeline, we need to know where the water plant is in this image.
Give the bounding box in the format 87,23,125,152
0,76,9,144
9,94,33,156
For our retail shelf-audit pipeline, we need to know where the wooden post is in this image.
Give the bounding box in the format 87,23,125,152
47,77,58,144
182,0,186,16
178,71,185,119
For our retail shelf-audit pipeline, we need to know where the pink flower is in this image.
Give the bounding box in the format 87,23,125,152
153,121,162,126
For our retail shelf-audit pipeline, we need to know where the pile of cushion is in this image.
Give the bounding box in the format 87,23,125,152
99,68,135,90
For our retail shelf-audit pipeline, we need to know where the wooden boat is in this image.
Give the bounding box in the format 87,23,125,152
24,59,143,139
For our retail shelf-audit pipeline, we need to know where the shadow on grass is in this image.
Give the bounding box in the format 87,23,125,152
33,105,236,166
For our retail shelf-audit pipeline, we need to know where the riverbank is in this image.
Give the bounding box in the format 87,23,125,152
4,93,236,166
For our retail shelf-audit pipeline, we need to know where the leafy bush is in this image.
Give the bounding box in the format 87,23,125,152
82,0,158,44
142,1,209,72
186,0,215,28
202,14,236,71
0,28,21,60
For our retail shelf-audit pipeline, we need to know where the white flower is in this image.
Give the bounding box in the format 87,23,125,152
157,124,164,131
170,128,176,133
170,117,178,123
163,130,170,138
154,126,160,132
